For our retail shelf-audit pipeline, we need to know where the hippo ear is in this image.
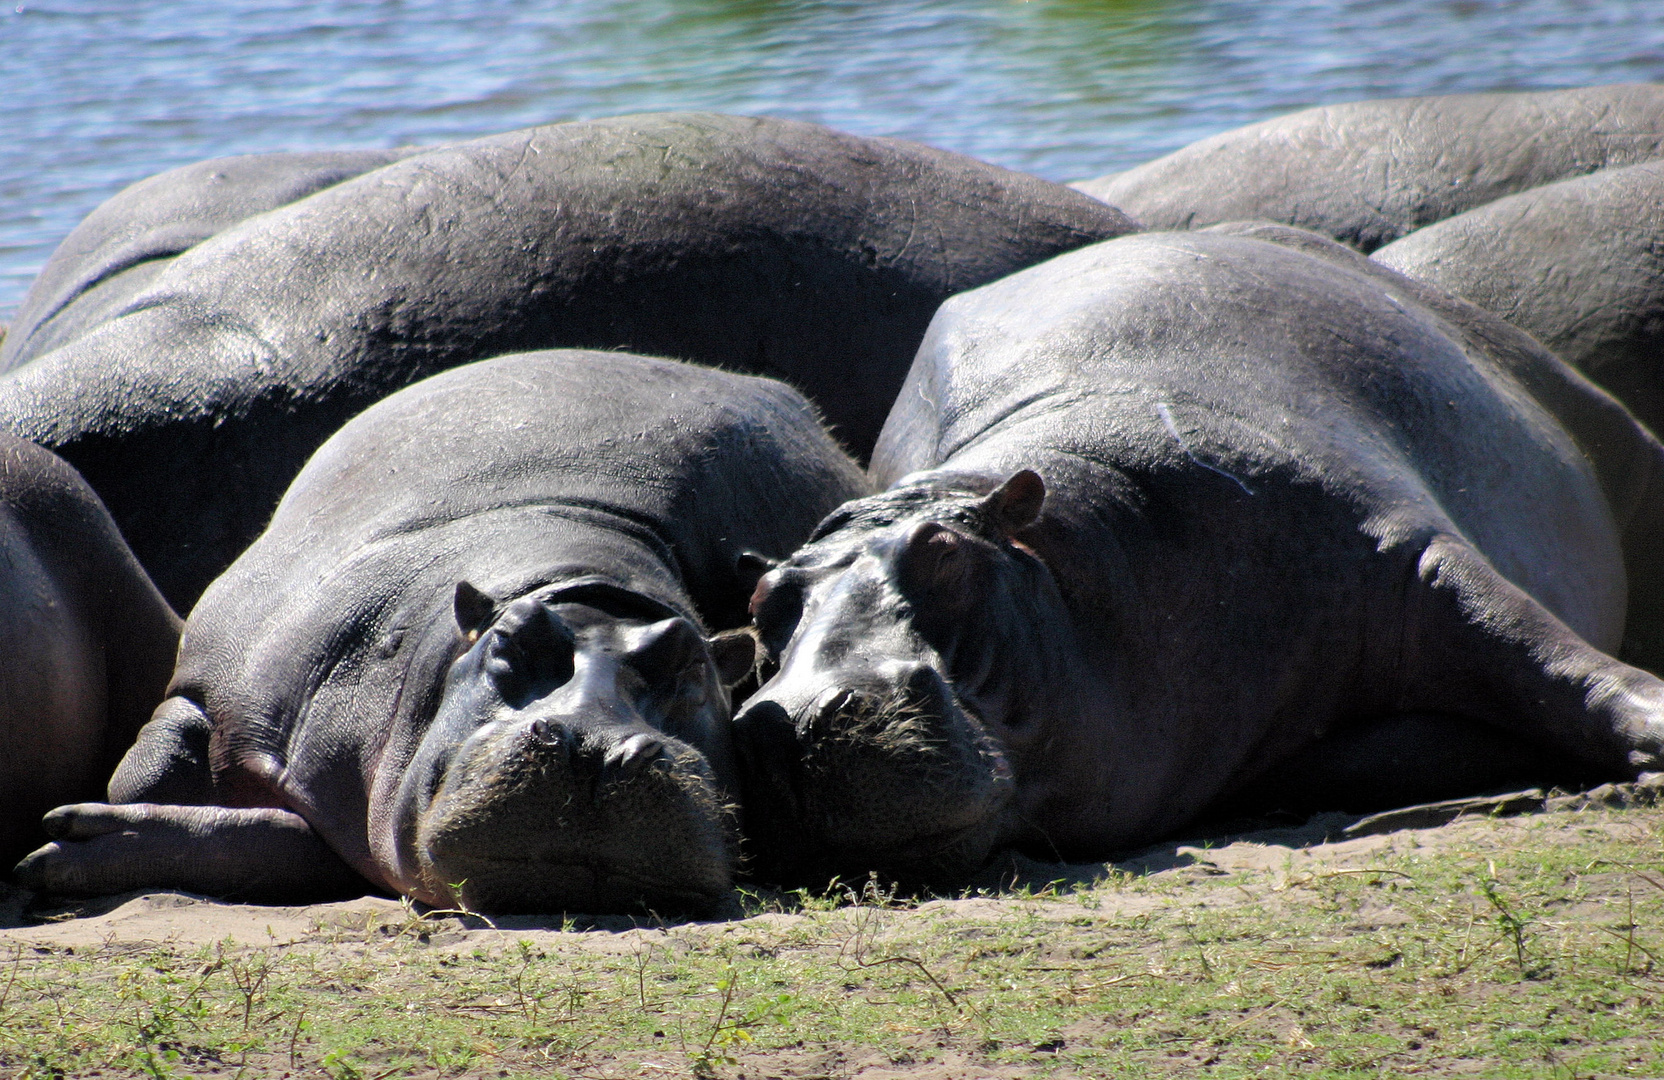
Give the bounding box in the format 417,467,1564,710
453,580,496,639
735,551,779,597
980,469,1045,537
708,628,758,687
897,521,972,598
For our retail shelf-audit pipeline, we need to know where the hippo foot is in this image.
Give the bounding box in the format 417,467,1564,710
13,803,368,904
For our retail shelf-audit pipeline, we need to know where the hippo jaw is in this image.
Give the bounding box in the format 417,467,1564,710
733,471,1057,888
390,584,751,915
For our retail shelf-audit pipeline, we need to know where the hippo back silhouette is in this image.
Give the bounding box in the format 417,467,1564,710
0,113,1135,611
1073,84,1664,252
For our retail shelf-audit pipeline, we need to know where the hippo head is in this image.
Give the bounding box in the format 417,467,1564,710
391,580,755,916
733,470,1069,888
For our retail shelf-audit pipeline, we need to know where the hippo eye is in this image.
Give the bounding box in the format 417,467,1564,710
631,617,707,684
484,613,575,704
750,575,805,660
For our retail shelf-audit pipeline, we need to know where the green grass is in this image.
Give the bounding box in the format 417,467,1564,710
2,807,1661,1078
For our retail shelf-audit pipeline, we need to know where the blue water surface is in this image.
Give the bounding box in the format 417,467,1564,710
3,0,1664,319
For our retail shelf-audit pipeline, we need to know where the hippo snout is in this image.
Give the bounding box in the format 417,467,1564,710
413,718,735,915
734,662,1014,887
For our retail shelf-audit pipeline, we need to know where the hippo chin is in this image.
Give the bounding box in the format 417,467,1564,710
16,349,865,915
736,228,1664,887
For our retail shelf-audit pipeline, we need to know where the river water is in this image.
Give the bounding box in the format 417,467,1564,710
3,0,1663,320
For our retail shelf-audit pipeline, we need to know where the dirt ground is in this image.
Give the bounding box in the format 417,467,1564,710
2,781,1659,1079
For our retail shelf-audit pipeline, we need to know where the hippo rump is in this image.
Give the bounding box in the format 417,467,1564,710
0,434,180,867
1071,84,1664,253
0,147,423,376
730,228,1664,887
0,113,1135,611
1373,160,1664,438
15,350,868,914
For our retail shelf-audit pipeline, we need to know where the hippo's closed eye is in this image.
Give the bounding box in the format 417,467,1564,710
483,606,577,705
628,617,709,681
750,573,807,660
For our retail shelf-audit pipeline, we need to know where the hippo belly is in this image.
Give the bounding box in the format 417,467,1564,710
732,229,1664,887
15,349,868,915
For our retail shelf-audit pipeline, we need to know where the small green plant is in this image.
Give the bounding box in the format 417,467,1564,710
1480,864,1533,976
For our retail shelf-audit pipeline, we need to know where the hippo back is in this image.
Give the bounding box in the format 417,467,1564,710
1073,85,1664,252
0,112,1134,611
0,148,422,373
1373,160,1664,437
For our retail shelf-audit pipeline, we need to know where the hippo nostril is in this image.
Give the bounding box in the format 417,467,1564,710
899,664,950,708
529,718,573,763
601,732,665,785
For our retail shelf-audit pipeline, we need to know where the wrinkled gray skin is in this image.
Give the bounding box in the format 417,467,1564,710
733,229,1664,886
1072,85,1664,253
0,113,1134,612
15,350,868,914
0,148,422,376
0,435,180,867
1374,160,1664,439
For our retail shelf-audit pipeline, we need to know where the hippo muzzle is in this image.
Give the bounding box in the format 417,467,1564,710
391,584,749,915
735,598,1015,888
416,712,735,915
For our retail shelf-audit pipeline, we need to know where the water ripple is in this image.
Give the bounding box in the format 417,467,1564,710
2,0,1663,318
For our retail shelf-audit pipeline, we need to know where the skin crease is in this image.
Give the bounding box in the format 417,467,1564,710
14,350,868,914
734,229,1664,887
1373,160,1664,442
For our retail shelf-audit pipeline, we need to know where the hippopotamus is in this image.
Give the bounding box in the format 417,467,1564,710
0,147,422,376
1372,160,1664,437
0,112,1135,611
1071,84,1664,253
0,434,180,868
15,349,868,914
731,227,1664,886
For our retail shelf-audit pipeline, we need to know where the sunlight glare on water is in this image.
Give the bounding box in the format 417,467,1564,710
3,0,1663,317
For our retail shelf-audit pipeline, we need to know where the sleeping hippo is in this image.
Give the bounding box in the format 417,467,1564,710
1071,84,1664,253
1372,160,1664,437
15,349,868,914
0,434,180,868
0,112,1134,611
731,228,1664,886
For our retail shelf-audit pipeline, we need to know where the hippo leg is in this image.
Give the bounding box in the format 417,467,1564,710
1222,712,1605,816
1401,535,1664,774
106,695,217,804
13,803,368,901
14,697,368,901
